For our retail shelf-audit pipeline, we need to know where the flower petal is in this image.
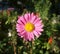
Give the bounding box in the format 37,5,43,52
33,18,41,24
33,31,39,38
16,24,24,32
30,16,37,23
27,32,34,41
24,13,30,22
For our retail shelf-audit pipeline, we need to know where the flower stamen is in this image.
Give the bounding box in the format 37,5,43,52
25,22,35,32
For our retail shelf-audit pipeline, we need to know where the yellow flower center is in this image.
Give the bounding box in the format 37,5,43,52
25,22,35,32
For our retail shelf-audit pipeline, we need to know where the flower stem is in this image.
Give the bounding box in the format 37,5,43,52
29,41,34,54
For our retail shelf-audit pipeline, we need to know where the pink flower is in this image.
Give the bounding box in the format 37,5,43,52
16,13,44,41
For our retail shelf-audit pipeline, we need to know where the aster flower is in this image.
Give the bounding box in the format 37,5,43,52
16,13,44,41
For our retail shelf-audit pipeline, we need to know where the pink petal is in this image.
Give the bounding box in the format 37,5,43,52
33,31,39,38
23,35,28,41
30,13,36,22
29,32,34,41
23,32,34,41
28,13,31,21
27,33,31,41
31,12,34,17
20,18,26,24
16,24,24,29
35,23,44,28
35,27,44,32
27,32,34,41
35,25,44,29
30,16,37,23
30,32,34,40
16,27,24,33
23,32,28,41
20,30,26,35
19,16,26,25
17,19,24,26
16,23,25,32
37,31,42,35
35,20,42,24
17,28,24,33
33,18,41,24
24,13,30,22
18,31,27,38
18,33,24,38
